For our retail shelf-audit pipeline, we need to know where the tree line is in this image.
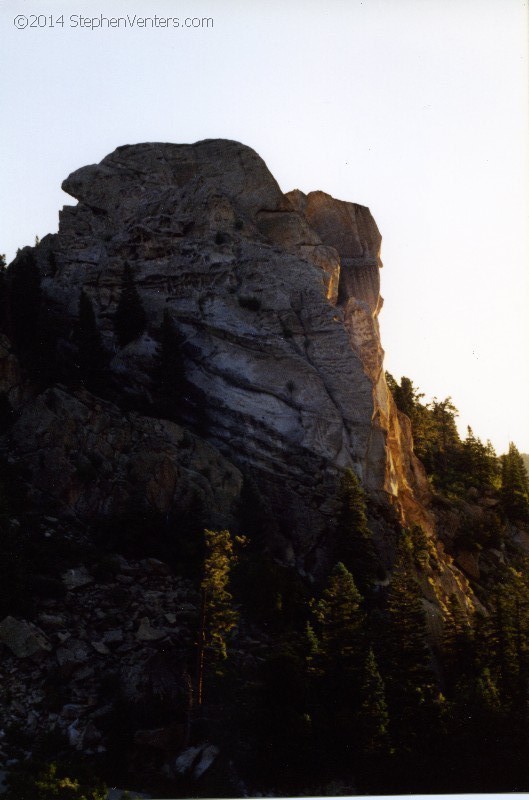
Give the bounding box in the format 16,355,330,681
189,469,529,794
386,372,529,522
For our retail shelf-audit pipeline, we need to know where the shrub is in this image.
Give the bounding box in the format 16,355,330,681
4,761,107,800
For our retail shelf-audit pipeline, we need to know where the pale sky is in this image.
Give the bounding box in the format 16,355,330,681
1,0,528,454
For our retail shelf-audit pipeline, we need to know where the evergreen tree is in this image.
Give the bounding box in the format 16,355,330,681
8,248,41,352
196,529,241,705
114,262,146,347
356,648,390,757
386,373,432,460
408,523,431,570
441,593,475,692
500,442,529,521
237,474,277,552
76,290,106,389
304,620,321,678
312,562,369,776
335,469,379,593
388,374,424,419
430,396,460,451
460,427,498,491
154,310,187,415
440,665,505,792
314,561,366,672
237,630,316,792
382,533,439,756
0,267,8,335
479,565,529,718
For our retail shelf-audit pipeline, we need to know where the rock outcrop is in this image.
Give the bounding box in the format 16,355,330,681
1,139,489,793
0,616,52,659
8,385,241,526
29,139,435,569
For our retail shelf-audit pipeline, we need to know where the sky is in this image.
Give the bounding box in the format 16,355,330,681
1,0,528,455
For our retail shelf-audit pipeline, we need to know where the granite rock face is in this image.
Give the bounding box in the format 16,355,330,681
33,139,430,568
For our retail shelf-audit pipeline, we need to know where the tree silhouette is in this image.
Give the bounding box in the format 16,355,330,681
0,265,8,335
114,262,146,347
313,562,368,773
153,309,187,416
356,647,390,757
8,248,41,352
315,561,365,669
196,529,241,706
500,443,529,521
335,469,379,594
383,533,439,756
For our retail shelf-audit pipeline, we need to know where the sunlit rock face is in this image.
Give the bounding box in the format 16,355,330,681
35,139,430,570
286,187,432,532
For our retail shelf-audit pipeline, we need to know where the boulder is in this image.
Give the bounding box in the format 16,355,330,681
56,638,91,667
135,618,165,642
62,566,94,590
174,742,219,779
0,616,52,658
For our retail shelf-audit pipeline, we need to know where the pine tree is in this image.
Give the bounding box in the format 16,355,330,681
460,427,498,491
196,529,241,705
8,248,41,352
314,561,366,670
76,289,106,388
382,533,439,754
500,442,529,521
356,648,390,756
430,396,460,451
154,310,186,415
0,266,8,335
441,593,475,692
114,262,146,347
391,375,424,419
335,469,379,594
304,620,321,678
440,664,504,792
313,562,368,776
479,565,529,718
409,524,431,570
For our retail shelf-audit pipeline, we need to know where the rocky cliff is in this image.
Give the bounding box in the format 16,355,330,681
2,140,496,795
30,139,432,572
